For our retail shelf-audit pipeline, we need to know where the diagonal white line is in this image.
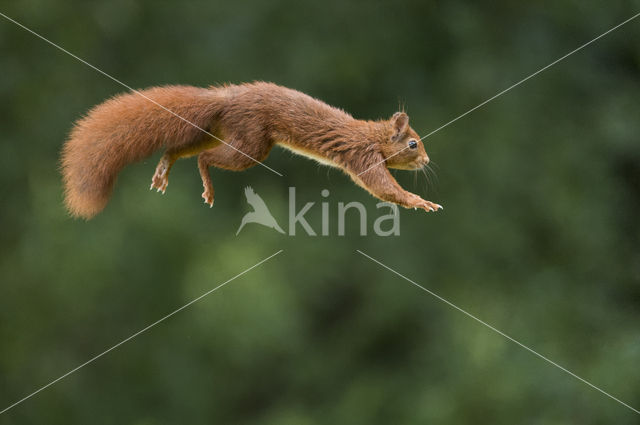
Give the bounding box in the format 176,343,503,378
419,12,640,141
356,249,640,415
356,145,411,177
359,12,640,178
0,250,284,416
0,11,283,177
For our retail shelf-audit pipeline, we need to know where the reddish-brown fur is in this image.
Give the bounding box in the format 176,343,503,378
61,82,441,218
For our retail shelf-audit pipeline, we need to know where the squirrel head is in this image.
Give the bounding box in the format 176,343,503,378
381,112,429,170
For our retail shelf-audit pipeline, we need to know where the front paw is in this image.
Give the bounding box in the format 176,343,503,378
406,194,442,212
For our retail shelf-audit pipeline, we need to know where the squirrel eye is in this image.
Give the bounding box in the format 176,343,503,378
408,140,418,149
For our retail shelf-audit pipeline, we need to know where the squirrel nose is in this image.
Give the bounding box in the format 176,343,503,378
422,154,430,165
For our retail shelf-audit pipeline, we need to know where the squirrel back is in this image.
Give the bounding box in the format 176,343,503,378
61,86,221,218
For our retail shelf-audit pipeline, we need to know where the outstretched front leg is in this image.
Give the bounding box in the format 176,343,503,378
196,139,275,207
351,162,442,212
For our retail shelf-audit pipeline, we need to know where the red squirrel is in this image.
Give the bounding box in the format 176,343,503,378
61,82,442,218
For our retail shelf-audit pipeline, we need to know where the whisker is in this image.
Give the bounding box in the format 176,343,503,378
426,163,439,185
421,166,432,193
425,164,441,198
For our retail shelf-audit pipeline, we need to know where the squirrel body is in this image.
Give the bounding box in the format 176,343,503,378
61,82,441,218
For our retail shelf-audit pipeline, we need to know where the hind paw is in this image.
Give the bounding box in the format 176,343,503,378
150,172,169,193
202,188,214,208
151,155,173,194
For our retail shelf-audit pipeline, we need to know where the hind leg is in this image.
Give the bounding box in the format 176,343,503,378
150,152,177,193
198,154,215,207
197,141,275,207
151,138,221,193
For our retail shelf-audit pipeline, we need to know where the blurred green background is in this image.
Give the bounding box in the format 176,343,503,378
1,1,639,423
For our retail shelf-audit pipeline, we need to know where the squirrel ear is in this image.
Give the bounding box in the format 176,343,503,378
391,112,409,139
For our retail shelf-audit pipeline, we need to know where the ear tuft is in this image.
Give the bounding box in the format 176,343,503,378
391,112,409,138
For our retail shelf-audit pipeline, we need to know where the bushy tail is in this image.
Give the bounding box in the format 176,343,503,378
61,86,221,219
61,129,120,219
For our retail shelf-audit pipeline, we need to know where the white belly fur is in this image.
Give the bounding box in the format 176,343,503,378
277,143,339,169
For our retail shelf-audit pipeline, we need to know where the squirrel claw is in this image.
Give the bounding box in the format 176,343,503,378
150,171,169,193
202,190,214,208
408,195,442,213
424,201,442,213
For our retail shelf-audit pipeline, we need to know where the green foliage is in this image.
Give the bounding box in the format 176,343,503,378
1,0,639,423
